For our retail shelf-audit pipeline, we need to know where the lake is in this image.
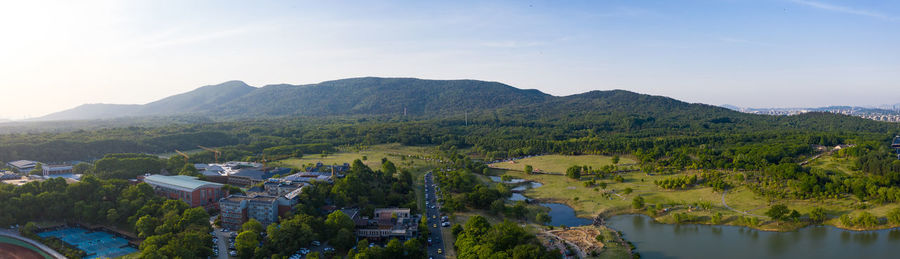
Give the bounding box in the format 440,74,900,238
606,214,900,259
541,203,593,227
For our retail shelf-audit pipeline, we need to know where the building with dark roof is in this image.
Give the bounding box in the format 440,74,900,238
143,174,225,209
228,167,291,187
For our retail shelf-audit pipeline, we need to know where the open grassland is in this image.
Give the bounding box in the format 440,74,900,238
488,155,636,174
273,143,440,171
494,154,900,231
806,154,858,175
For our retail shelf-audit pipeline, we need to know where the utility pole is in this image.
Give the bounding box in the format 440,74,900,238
465,111,468,126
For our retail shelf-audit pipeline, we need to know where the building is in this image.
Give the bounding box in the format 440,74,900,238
893,136,900,159
7,160,38,172
0,171,20,180
228,167,291,187
282,172,333,184
143,175,225,209
247,196,278,227
42,164,73,177
219,195,249,230
355,208,418,241
218,194,283,230
263,179,306,197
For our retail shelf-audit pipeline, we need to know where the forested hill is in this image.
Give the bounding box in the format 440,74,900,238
34,77,555,120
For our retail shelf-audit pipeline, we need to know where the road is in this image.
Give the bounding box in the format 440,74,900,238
210,215,235,259
424,172,447,259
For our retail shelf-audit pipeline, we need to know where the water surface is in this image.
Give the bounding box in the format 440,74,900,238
606,214,900,259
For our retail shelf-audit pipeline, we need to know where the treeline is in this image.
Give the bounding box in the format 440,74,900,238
0,176,217,258
454,215,559,258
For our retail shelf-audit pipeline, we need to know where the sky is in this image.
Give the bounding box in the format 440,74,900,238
1,0,899,119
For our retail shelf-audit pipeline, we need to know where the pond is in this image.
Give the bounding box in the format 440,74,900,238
541,203,593,227
606,214,900,259
489,176,527,184
511,182,543,192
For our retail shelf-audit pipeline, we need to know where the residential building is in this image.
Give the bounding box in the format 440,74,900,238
143,174,225,209
7,160,38,172
219,195,249,230
247,196,278,227
218,194,284,229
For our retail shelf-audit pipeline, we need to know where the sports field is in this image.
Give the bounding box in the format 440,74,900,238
38,228,136,259
0,236,51,259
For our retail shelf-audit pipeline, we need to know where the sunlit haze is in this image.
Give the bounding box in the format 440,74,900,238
1,0,899,119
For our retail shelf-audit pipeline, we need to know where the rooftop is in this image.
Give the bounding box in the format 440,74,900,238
144,174,224,192
8,160,38,168
232,167,291,180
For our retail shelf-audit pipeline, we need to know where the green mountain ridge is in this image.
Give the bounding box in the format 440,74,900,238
35,77,739,121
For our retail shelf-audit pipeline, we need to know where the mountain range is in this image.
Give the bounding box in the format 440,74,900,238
36,77,732,121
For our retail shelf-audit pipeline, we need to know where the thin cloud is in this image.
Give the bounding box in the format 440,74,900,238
142,25,260,49
718,37,776,47
792,0,896,21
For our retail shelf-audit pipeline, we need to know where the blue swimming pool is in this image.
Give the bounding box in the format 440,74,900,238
38,227,137,259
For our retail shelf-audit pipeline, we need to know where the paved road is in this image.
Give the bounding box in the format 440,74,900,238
424,172,447,259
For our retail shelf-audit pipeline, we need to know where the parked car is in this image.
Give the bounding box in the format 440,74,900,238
312,240,321,246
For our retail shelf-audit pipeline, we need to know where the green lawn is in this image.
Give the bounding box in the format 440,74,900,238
272,143,440,171
806,154,858,176
488,155,636,174
491,154,900,231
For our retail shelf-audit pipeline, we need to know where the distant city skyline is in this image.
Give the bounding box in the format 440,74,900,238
1,0,898,119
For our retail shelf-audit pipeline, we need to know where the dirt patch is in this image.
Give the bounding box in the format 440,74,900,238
0,243,46,259
550,227,605,253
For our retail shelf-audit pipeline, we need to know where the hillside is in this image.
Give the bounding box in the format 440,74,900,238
28,77,889,136
37,103,142,121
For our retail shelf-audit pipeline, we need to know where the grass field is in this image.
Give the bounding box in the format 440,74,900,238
806,154,857,176
492,154,900,232
488,155,636,174
273,143,440,171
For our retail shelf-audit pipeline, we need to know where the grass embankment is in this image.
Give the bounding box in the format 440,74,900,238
492,154,900,232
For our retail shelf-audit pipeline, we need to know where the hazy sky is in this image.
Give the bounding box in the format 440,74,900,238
1,0,899,119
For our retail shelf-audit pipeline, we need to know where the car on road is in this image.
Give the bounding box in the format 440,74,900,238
433,224,437,228
438,249,443,254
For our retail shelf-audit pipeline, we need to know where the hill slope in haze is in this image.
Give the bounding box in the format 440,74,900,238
31,77,788,126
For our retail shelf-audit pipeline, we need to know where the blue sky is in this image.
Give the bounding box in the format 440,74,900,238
0,0,898,118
